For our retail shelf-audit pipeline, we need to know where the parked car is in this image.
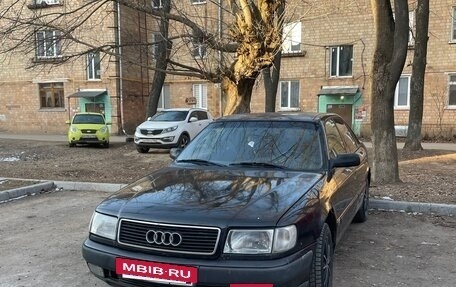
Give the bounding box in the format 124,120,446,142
134,108,213,153
82,112,370,287
67,112,110,148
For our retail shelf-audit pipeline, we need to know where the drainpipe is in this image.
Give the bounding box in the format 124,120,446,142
115,1,131,139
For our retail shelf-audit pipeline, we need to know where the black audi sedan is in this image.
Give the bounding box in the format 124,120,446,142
82,112,370,287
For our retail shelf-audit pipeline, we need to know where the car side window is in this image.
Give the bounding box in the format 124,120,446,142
189,111,199,121
335,121,358,153
324,119,348,159
197,111,208,120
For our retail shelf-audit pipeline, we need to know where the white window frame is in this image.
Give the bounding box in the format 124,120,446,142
282,22,301,54
448,74,456,108
192,41,207,58
279,80,300,110
158,84,170,110
36,30,61,58
408,11,415,46
35,0,60,5
192,84,207,109
151,0,163,8
452,7,456,42
191,0,206,4
394,75,411,109
329,45,353,78
151,32,161,59
87,52,101,80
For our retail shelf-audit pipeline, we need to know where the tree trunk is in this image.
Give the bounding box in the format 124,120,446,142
263,52,282,112
403,0,429,151
146,1,172,118
370,0,409,184
222,77,255,114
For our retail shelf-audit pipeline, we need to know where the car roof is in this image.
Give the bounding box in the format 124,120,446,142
161,108,208,112
73,112,104,116
216,112,340,123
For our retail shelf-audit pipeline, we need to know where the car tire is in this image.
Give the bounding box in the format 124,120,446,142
69,143,75,148
353,179,369,223
136,146,149,153
177,134,190,148
310,223,333,287
103,142,110,149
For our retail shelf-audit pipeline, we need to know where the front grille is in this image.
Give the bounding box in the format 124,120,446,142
140,129,162,135
81,129,97,134
118,219,221,255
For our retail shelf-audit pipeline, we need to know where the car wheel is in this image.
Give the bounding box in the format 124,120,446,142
310,223,333,287
136,146,149,153
69,143,75,147
103,142,110,149
178,134,190,148
353,179,369,223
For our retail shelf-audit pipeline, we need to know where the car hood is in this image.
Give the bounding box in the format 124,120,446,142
97,167,323,227
137,120,183,129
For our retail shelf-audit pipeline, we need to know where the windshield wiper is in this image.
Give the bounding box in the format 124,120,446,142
176,159,225,167
229,161,287,169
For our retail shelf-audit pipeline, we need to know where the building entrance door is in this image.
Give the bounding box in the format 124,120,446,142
327,104,353,127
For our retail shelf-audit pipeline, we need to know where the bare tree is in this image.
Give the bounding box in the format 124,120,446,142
429,85,447,139
403,0,430,151
370,0,409,184
0,0,286,115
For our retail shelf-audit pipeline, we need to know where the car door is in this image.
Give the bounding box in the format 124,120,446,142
323,118,354,239
335,119,369,219
186,111,204,139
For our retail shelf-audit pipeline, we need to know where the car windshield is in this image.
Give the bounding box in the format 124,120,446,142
72,114,105,125
176,120,324,171
150,111,188,122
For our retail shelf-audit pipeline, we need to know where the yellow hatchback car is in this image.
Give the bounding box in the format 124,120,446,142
67,112,110,148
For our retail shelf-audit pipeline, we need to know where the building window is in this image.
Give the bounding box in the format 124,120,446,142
39,82,64,108
282,22,301,54
192,40,207,58
452,8,456,42
151,33,161,59
191,0,206,4
193,84,207,109
408,11,415,46
158,84,171,110
394,75,410,109
279,80,300,109
36,30,61,58
87,52,101,80
330,45,353,77
152,0,162,8
448,74,456,107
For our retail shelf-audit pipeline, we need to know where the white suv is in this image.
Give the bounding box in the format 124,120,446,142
134,108,213,153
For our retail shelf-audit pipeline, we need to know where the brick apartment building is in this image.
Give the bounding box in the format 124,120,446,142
0,0,455,138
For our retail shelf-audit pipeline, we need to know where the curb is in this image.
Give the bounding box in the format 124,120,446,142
54,180,126,192
370,199,456,216
0,181,55,202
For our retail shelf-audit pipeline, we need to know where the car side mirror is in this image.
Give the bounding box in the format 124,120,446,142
169,148,182,160
106,122,111,125
147,117,152,121
331,153,360,169
189,117,198,123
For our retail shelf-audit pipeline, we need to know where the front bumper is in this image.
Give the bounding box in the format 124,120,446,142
82,238,313,287
134,136,178,148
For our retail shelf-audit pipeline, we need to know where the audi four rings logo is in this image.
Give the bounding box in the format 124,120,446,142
146,230,183,246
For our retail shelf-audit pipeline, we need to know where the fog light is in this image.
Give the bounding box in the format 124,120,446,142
87,263,105,277
162,136,174,142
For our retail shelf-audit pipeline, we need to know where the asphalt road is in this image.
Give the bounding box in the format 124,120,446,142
0,190,455,287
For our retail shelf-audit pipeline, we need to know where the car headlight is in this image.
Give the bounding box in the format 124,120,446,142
90,212,118,240
223,225,296,254
70,126,78,132
162,125,178,133
100,126,108,133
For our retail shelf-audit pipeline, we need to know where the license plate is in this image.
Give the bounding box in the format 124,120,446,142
142,139,158,143
115,258,197,286
82,134,97,138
